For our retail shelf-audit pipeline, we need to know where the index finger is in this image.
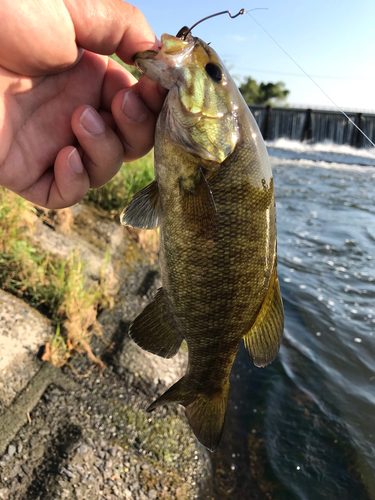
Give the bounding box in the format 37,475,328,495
64,0,160,65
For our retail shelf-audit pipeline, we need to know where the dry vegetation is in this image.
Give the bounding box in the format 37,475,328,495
0,127,155,368
0,188,114,368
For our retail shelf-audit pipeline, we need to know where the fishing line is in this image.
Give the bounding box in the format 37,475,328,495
181,8,267,39
245,11,375,147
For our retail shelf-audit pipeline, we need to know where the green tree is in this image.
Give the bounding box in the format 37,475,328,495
239,77,290,106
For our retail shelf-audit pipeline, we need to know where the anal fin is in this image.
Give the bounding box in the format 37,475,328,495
129,288,183,358
244,265,284,367
121,180,160,229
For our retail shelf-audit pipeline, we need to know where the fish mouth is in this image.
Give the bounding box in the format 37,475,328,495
133,49,158,70
133,34,195,90
133,48,174,89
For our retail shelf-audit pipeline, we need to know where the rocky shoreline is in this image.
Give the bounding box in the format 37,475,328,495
0,203,213,499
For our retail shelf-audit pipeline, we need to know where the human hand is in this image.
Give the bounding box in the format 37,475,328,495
0,0,166,208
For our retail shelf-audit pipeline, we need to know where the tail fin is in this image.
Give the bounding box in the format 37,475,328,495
147,376,229,452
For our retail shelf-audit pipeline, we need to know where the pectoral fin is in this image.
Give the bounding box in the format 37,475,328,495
129,288,183,358
244,266,284,367
121,180,160,229
180,167,217,234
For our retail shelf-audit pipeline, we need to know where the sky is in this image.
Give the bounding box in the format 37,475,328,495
132,0,375,112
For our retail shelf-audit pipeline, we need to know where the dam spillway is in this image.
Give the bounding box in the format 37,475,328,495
249,105,375,148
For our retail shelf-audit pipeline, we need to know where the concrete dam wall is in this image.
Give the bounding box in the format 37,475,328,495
249,104,375,148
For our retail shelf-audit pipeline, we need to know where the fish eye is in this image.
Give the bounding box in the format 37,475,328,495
205,63,223,82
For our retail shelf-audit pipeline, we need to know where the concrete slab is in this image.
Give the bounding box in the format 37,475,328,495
0,290,53,409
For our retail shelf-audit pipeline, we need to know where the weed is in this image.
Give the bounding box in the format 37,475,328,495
85,152,155,215
109,54,141,80
0,187,115,368
0,189,61,315
42,250,113,369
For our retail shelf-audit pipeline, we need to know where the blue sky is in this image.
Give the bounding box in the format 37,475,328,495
133,0,375,112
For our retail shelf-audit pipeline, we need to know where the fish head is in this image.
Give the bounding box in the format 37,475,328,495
135,33,241,164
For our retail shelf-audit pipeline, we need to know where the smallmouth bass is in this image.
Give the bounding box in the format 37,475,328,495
121,29,284,451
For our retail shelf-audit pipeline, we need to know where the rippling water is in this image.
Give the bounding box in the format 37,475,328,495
211,141,375,500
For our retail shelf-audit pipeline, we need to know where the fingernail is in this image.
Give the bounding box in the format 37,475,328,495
79,107,105,135
68,148,84,174
75,46,85,64
122,90,148,122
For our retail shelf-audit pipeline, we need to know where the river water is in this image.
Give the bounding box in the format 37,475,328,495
211,140,375,500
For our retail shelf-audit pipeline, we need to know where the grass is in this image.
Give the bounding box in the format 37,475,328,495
109,54,141,80
0,187,114,368
0,189,62,316
84,152,155,215
86,55,155,216
42,249,115,368
0,137,156,366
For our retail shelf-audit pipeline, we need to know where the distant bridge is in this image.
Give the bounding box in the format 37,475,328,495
248,104,375,148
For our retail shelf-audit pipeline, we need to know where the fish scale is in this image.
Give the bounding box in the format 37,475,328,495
121,31,284,451
161,147,275,372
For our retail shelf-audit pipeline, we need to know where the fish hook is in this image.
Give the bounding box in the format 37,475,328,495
176,9,246,39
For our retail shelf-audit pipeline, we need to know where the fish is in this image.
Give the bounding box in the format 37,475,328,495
121,28,284,452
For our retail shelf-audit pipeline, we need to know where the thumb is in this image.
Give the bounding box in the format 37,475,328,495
64,0,160,65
